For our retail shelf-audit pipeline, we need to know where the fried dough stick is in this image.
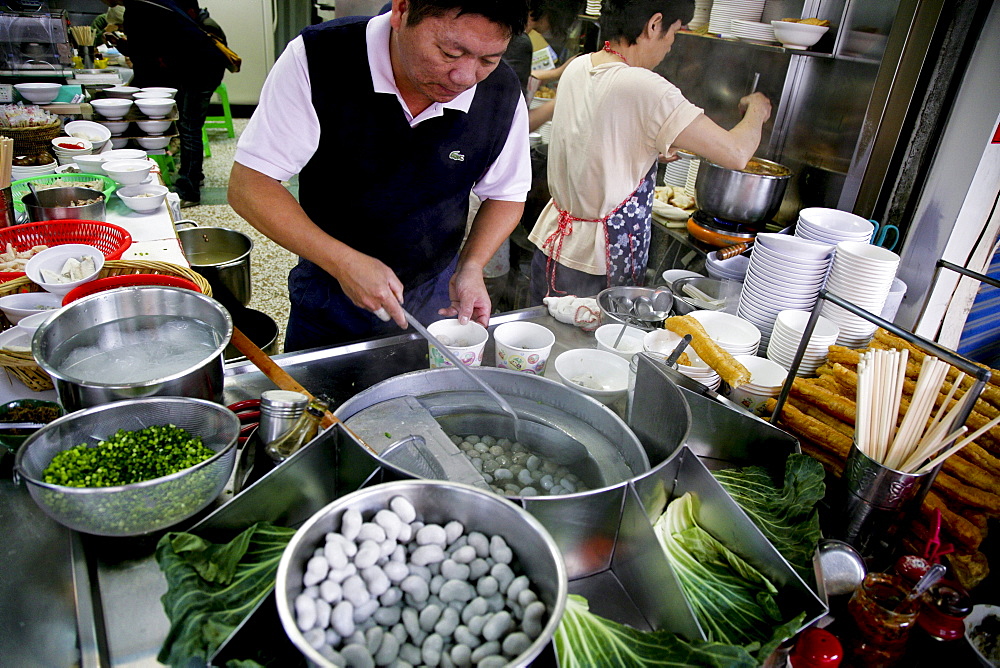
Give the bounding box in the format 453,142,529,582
789,377,857,425
664,315,751,388
788,397,855,439
920,492,983,550
765,397,852,462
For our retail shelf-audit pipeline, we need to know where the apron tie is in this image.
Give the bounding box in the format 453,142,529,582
542,206,603,295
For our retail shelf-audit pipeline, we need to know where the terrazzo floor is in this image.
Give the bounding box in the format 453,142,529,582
181,118,298,352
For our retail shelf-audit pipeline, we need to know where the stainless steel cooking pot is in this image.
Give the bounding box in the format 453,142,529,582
695,157,792,224
21,186,106,222
32,286,232,411
177,223,253,306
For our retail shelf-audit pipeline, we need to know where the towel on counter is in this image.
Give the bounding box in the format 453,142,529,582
543,295,602,331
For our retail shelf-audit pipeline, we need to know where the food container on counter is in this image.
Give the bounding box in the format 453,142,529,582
177,224,253,306
695,157,792,224
32,286,232,411
21,185,106,222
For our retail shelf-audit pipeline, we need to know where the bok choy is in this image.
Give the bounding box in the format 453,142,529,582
652,492,783,646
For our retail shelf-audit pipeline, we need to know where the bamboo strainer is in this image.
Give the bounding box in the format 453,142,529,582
0,260,212,391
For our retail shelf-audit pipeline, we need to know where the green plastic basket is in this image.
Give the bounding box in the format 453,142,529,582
11,173,117,213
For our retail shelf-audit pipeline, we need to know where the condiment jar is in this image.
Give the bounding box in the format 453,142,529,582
844,572,920,667
789,628,842,667
258,389,309,444
264,394,329,463
916,580,972,642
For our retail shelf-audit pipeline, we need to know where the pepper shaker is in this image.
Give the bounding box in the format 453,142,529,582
259,389,309,445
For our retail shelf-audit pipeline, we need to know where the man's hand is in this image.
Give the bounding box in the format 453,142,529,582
329,250,406,327
738,92,772,123
439,262,490,327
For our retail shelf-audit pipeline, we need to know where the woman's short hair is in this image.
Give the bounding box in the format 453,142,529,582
406,0,529,38
529,0,585,41
600,0,695,44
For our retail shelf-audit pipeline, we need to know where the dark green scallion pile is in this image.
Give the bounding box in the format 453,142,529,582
42,424,215,487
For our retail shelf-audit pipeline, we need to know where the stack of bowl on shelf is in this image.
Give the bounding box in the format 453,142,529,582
795,207,875,245
820,241,901,348
88,86,177,151
766,308,841,376
730,19,778,44
726,354,788,415
11,159,57,181
737,232,835,350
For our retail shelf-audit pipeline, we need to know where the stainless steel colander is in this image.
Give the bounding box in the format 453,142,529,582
14,397,240,536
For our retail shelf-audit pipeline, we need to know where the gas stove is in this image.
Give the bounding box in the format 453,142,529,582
686,210,770,247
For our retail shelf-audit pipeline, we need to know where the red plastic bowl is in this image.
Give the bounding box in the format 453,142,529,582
62,274,202,305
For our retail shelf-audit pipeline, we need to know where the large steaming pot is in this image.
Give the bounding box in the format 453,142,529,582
695,157,792,223
335,366,691,578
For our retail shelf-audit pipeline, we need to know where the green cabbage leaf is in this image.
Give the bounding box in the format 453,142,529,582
653,492,783,646
711,453,825,580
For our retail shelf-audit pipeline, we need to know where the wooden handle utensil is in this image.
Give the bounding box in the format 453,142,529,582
716,240,754,260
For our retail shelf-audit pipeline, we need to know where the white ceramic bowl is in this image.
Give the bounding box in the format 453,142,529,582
964,603,1000,667
688,310,762,354
14,82,61,104
771,20,829,49
755,232,836,261
51,136,92,154
102,85,140,99
135,135,170,150
72,153,107,175
0,292,63,324
109,137,130,149
91,98,133,120
554,348,630,405
139,87,177,99
135,119,171,134
116,183,168,213
594,323,647,359
134,97,175,118
64,120,112,150
17,309,58,335
25,244,105,297
0,327,32,353
100,119,130,135
103,159,153,185
102,148,147,162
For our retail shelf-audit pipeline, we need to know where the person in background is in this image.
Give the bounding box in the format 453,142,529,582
228,0,531,351
527,0,771,303
118,0,229,207
92,0,125,40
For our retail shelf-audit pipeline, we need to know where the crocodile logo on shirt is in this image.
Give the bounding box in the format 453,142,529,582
448,151,465,162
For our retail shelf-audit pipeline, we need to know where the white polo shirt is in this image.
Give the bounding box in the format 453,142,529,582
235,13,530,202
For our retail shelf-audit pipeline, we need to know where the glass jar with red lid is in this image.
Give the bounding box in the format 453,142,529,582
916,580,972,642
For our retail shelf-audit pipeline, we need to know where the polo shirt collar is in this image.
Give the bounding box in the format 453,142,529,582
365,12,477,122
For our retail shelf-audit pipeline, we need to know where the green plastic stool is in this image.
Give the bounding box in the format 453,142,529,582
203,83,235,139
202,126,211,158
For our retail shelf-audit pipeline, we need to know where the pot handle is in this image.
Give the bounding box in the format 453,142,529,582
174,219,199,232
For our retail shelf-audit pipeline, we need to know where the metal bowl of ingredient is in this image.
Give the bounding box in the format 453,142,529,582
32,286,232,411
276,479,568,668
0,399,63,455
596,285,674,330
21,186,107,222
14,397,241,536
670,276,728,315
695,157,792,224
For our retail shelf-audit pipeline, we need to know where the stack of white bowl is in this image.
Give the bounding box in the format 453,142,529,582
731,19,777,43
795,207,875,245
737,233,835,350
688,0,713,30
766,309,841,376
12,160,57,180
820,241,900,348
643,329,721,391
709,0,765,36
705,248,750,282
585,0,600,17
688,310,762,356
51,136,93,166
726,355,788,416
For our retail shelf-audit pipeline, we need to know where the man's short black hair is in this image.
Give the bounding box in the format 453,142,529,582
405,0,529,38
600,0,694,44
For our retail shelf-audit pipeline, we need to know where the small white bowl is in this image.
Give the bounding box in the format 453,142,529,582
135,135,170,150
103,159,153,185
135,119,171,134
594,323,646,359
64,120,112,151
771,20,829,50
139,87,177,98
25,244,105,297
134,98,175,119
14,82,61,104
554,348,630,405
72,153,107,175
117,184,168,213
133,91,171,100
964,603,1000,667
100,119,130,135
102,148,147,162
103,85,140,99
51,136,92,154
17,309,58,335
0,327,32,353
109,137,130,149
0,292,63,324
91,98,133,120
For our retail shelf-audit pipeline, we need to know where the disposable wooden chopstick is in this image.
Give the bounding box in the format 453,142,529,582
916,412,1000,474
898,388,975,472
886,356,947,469
0,137,12,189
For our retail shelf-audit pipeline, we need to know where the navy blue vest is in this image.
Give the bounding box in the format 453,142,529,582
297,17,521,289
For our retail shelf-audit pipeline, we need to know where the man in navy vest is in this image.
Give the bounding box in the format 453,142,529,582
229,0,531,351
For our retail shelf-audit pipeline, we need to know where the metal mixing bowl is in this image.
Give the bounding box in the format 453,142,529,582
21,185,106,222
14,397,241,536
695,158,792,224
596,285,674,330
670,276,728,314
276,480,568,668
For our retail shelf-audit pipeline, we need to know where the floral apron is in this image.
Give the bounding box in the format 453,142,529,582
542,162,658,295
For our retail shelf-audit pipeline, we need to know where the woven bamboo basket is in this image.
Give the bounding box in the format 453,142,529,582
0,261,212,392
0,121,63,158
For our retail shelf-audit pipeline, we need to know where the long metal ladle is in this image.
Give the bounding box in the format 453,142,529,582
402,309,524,441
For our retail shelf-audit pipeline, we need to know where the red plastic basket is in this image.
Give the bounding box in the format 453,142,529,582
62,274,202,305
0,219,133,283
